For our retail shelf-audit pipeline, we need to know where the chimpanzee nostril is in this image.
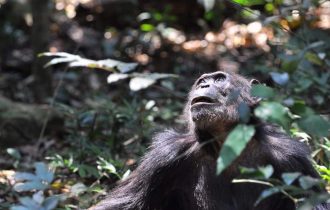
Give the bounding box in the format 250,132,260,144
201,84,210,88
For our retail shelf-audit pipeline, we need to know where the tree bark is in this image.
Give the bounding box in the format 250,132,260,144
30,0,52,102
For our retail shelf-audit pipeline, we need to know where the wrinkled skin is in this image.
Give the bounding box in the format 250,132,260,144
90,71,330,210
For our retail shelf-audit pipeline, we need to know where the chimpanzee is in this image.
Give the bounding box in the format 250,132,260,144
90,71,329,210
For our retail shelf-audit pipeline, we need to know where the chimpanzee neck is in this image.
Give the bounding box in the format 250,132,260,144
194,128,228,158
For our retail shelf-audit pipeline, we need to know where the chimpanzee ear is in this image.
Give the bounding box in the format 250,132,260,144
250,79,260,86
250,79,262,105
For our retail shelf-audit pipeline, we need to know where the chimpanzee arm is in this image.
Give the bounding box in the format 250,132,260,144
261,125,330,210
90,130,197,210
258,124,318,177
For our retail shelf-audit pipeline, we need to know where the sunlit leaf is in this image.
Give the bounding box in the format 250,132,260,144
32,191,44,204
259,165,274,179
70,183,87,196
282,172,301,185
129,77,156,91
255,187,281,206
254,102,290,129
239,165,274,179
198,0,215,11
41,52,138,73
140,24,154,32
122,169,131,180
107,73,129,84
14,172,38,182
216,124,255,175
270,72,289,86
7,148,21,159
35,162,54,183
233,0,265,6
13,181,48,192
129,73,177,91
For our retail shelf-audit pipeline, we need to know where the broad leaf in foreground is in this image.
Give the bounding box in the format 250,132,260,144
216,124,255,175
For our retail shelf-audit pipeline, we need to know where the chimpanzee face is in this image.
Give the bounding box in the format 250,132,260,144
188,71,258,131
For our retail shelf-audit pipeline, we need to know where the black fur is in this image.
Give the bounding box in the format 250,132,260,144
91,71,329,210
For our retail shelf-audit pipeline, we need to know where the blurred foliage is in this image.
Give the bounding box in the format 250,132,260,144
0,0,329,209
233,165,330,209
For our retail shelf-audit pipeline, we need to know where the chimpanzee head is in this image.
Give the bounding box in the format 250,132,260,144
186,71,260,133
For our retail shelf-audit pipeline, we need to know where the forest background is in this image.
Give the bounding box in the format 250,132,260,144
0,0,330,209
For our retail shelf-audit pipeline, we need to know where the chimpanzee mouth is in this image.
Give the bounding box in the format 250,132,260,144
191,96,217,106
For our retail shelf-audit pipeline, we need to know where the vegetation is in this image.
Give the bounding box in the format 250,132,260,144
0,0,329,209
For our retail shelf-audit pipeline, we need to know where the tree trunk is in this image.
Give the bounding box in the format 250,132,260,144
30,0,52,102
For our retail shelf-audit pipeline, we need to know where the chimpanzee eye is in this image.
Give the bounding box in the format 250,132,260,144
197,78,206,85
215,74,226,82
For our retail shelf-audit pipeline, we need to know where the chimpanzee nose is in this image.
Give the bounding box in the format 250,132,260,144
201,84,210,89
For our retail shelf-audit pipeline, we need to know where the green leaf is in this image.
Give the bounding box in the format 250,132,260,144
122,169,131,180
140,23,155,32
254,102,290,129
259,165,274,179
10,206,30,210
238,102,251,123
251,85,275,99
255,187,281,206
43,196,59,210
270,72,289,86
240,165,274,179
216,124,255,175
35,162,54,183
199,0,216,11
233,0,265,6
70,183,87,196
107,73,129,84
129,77,156,91
128,73,177,91
18,197,39,209
281,172,301,185
280,54,301,72
298,115,330,137
32,191,44,204
305,52,323,66
298,193,330,210
13,181,48,192
291,101,314,117
299,176,322,190
41,52,138,73
14,172,38,182
6,148,21,159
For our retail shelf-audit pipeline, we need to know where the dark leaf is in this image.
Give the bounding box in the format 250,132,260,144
298,115,330,137
251,85,275,99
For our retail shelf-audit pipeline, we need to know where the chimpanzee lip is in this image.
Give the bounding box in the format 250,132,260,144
191,96,216,106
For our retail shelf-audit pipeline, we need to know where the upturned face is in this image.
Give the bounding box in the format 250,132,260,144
187,71,259,132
